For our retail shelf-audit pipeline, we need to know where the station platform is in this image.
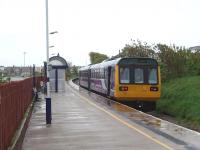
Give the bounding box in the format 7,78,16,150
22,82,200,150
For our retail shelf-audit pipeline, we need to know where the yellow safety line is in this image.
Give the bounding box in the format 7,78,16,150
71,89,174,150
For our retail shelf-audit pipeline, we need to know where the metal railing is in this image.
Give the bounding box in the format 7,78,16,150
0,77,43,150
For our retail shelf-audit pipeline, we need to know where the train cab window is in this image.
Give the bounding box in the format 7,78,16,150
134,68,144,83
120,67,130,83
148,68,157,84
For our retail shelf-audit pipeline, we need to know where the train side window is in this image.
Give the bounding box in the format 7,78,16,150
99,68,102,79
92,70,94,78
120,67,130,83
148,68,157,84
104,68,105,78
98,69,100,78
134,68,144,83
101,68,104,79
96,69,98,78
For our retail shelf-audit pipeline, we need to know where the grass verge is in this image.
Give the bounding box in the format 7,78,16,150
156,76,200,131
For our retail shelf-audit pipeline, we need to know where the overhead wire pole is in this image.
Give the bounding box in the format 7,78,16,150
23,52,26,67
45,0,52,124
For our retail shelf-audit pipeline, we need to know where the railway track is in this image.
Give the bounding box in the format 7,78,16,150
72,77,158,112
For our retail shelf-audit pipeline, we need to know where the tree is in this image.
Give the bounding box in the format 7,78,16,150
119,40,156,58
71,65,79,77
65,61,80,80
89,52,109,64
156,44,187,80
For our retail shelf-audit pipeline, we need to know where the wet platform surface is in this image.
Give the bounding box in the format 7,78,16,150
22,82,200,150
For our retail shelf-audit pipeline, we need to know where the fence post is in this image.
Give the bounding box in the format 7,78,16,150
33,65,36,87
33,65,38,101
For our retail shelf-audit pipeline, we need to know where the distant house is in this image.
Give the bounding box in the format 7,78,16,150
0,66,5,74
0,66,7,83
189,46,200,51
35,67,42,73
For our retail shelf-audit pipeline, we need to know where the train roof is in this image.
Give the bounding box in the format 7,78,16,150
79,57,158,71
79,58,120,71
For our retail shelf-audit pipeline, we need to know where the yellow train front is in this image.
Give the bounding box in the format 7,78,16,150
79,57,161,111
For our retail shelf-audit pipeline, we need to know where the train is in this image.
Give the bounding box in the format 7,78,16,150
79,57,161,111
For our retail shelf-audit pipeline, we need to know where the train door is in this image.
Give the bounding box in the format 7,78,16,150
110,67,115,97
107,66,111,96
88,69,91,90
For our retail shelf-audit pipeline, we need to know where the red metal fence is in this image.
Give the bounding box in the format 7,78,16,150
0,77,43,150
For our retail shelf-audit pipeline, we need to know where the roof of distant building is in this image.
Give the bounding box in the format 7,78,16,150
189,46,200,51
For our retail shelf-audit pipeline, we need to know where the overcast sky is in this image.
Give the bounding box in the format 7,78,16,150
0,0,199,66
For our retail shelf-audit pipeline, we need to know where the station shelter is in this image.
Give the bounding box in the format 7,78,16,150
49,54,68,92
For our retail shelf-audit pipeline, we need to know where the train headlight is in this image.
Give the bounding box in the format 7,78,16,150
150,87,158,91
119,86,128,91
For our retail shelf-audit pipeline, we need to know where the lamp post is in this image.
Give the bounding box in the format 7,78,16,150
45,0,52,124
49,32,58,58
49,45,55,48
23,52,26,67
50,31,58,34
45,0,50,97
45,0,59,124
